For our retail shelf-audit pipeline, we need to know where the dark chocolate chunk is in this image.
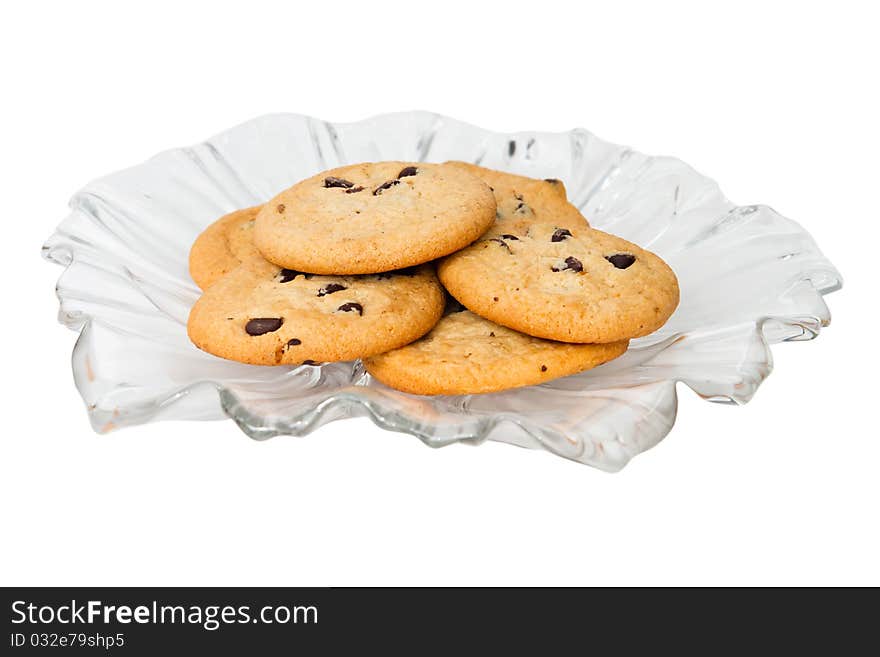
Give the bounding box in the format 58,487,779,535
398,166,418,178
276,203,286,213
564,256,584,272
541,365,547,372
552,256,584,273
373,179,400,195
551,228,572,242
500,234,519,240
345,185,365,194
278,268,305,283
317,283,347,297
512,193,529,214
245,318,283,335
488,238,512,252
605,253,637,269
324,176,355,189
337,302,363,315
282,338,302,354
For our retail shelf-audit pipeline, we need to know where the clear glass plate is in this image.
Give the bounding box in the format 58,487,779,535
42,111,842,471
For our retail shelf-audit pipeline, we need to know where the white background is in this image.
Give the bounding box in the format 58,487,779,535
1,1,877,586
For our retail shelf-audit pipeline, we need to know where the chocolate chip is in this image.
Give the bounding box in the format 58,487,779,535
544,178,561,185
245,318,283,335
564,257,583,272
373,179,400,195
345,185,365,194
499,234,519,240
493,296,499,302
515,202,528,213
488,186,494,192
551,228,572,242
606,253,637,269
324,176,355,189
541,365,547,372
552,256,584,273
337,302,363,315
276,203,286,213
278,268,307,283
398,166,418,178
317,283,347,297
489,331,495,337
281,338,301,354
488,238,512,252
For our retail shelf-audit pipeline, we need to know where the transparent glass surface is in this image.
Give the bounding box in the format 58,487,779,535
42,112,842,471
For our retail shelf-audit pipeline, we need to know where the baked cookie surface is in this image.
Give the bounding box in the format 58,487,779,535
187,258,444,365
443,161,589,234
254,162,496,274
438,222,679,343
364,309,628,395
189,205,262,289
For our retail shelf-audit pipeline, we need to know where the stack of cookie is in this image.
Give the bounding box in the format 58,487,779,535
187,161,679,395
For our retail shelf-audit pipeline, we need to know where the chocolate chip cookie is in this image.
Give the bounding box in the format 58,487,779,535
187,257,444,365
189,205,262,289
254,162,496,275
438,222,679,343
443,161,589,234
364,308,629,395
